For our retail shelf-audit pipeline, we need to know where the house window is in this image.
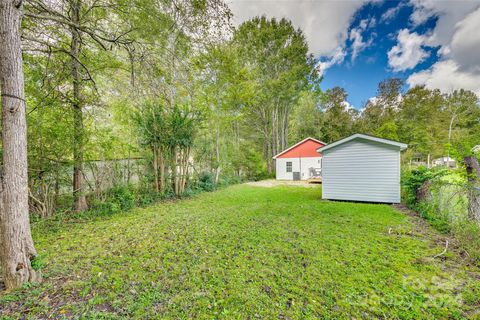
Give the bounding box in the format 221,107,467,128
286,162,292,172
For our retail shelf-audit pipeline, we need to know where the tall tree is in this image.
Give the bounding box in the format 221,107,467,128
127,0,231,194
443,89,479,159
233,16,318,171
321,87,356,142
290,90,324,142
24,0,131,211
397,86,445,159
358,78,403,135
0,0,40,289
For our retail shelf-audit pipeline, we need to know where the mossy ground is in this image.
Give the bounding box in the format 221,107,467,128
1,185,479,319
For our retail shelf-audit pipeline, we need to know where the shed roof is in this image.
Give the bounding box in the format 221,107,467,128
317,133,407,153
272,137,327,159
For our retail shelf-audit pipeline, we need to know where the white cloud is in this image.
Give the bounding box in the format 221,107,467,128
387,29,430,71
407,5,480,95
380,4,404,23
228,0,369,56
409,0,436,26
366,94,403,110
341,100,355,110
349,18,375,62
316,47,346,76
407,60,480,96
450,8,480,74
409,0,479,48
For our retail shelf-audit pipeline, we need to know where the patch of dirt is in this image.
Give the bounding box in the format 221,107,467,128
245,179,320,188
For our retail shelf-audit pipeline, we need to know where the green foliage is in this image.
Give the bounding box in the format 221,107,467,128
329,80,480,164
359,78,403,134
217,175,243,187
452,220,480,264
416,202,451,233
89,185,136,215
320,87,357,142
403,167,480,264
132,100,168,149
109,185,136,211
290,90,324,142
233,142,270,181
402,166,448,206
462,278,480,305
135,187,165,207
232,16,319,168
30,255,44,271
375,121,399,141
2,186,478,318
196,171,216,192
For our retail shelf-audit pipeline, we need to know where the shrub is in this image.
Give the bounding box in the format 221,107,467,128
89,200,122,215
197,171,216,192
134,186,163,206
182,187,200,198
403,167,480,265
452,220,480,264
416,202,451,233
109,185,135,211
233,142,270,181
30,255,44,271
88,185,135,215
402,166,448,206
218,175,243,187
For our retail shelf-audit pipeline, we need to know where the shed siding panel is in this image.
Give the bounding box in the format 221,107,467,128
322,139,401,203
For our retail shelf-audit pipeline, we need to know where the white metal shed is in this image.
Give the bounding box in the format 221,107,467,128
317,134,407,203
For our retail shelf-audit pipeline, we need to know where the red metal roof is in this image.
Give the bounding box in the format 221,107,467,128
274,138,326,159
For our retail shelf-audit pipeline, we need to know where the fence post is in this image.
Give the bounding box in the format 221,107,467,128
464,156,480,223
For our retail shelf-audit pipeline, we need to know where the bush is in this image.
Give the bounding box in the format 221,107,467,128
135,187,163,206
402,166,480,265
416,202,451,233
182,187,200,198
402,166,448,206
218,175,243,187
233,142,270,181
452,220,480,264
109,185,135,211
89,185,135,215
197,171,216,192
89,200,122,215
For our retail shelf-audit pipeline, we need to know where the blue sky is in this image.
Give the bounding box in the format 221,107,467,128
320,1,439,108
229,0,480,109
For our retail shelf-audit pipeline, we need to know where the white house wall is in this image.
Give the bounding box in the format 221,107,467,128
322,139,401,203
275,157,322,180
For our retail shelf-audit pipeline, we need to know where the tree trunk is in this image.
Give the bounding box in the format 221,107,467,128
447,112,456,161
0,0,41,289
284,110,289,149
464,156,480,223
152,145,159,192
171,147,178,195
159,150,165,193
54,164,60,207
70,0,88,212
271,108,276,160
214,128,220,184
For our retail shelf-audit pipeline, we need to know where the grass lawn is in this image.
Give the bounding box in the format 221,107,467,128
1,185,479,319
